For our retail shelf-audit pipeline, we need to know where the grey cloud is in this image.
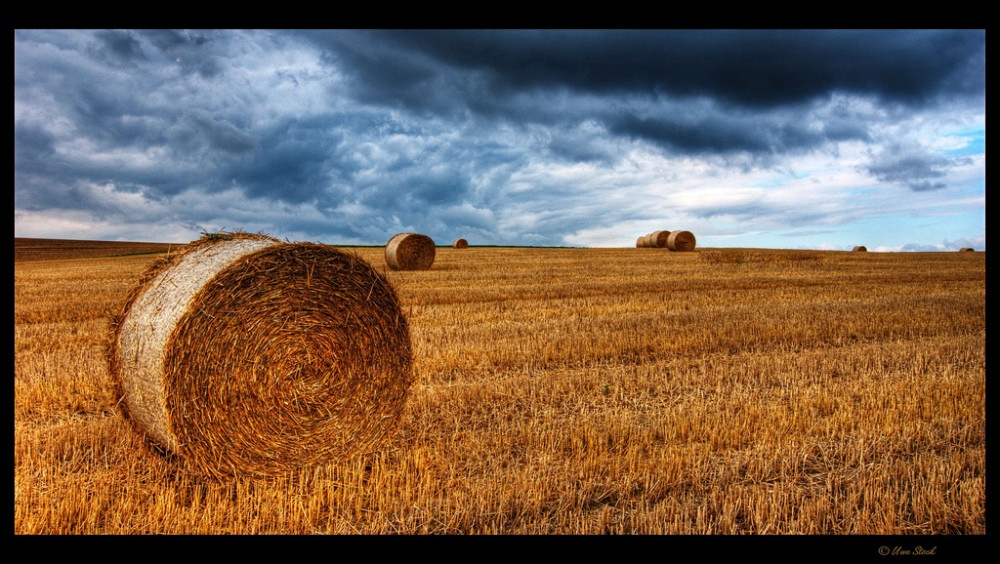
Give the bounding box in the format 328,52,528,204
90,30,147,67
866,145,957,192
171,111,257,155
138,29,226,78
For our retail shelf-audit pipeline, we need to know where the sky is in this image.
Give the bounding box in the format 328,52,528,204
13,29,986,251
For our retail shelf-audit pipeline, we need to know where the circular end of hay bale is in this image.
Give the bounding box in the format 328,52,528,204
108,234,414,478
667,230,697,252
649,230,671,248
386,233,436,270
852,245,868,252
452,238,469,249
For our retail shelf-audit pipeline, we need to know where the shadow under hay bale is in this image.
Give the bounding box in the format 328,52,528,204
667,230,697,252
108,233,414,478
385,233,436,270
452,238,469,249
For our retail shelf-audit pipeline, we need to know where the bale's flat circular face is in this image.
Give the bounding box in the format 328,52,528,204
667,230,697,252
111,238,414,478
385,233,436,270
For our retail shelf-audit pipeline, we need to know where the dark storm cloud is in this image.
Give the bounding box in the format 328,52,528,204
303,29,983,158
312,29,984,109
605,112,827,155
229,117,350,203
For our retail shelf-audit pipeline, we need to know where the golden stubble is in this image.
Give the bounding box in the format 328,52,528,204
14,244,985,534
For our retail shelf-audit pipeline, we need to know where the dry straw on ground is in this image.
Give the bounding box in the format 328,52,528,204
386,233,436,270
852,246,868,252
453,238,469,249
107,232,414,478
667,230,697,252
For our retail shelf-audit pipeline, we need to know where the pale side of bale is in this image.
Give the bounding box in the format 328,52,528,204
452,238,469,249
386,233,436,270
114,236,280,453
667,230,697,252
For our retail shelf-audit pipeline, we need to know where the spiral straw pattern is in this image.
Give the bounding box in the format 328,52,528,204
667,230,697,252
385,233,436,270
109,233,414,478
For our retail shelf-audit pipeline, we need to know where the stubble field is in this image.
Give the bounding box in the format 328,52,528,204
13,238,986,535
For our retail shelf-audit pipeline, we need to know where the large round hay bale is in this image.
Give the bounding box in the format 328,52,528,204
385,233,436,270
959,247,975,252
636,236,644,248
852,245,868,252
452,238,469,249
667,230,697,252
649,230,670,248
640,233,657,248
107,233,414,478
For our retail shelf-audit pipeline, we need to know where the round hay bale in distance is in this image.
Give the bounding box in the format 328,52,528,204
452,238,469,249
667,230,697,252
852,245,868,252
649,230,671,248
640,233,658,248
108,233,415,478
386,233,436,270
959,247,975,252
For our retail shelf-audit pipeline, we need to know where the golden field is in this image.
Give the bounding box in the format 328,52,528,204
13,238,986,535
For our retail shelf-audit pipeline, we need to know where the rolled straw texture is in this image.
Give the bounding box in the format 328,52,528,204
852,246,868,252
452,238,469,249
667,230,697,252
108,233,414,478
385,233,436,270
649,230,670,248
